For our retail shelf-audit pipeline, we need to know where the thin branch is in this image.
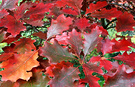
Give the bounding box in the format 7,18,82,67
105,18,117,29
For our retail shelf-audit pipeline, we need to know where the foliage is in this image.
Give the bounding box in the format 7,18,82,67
0,0,135,87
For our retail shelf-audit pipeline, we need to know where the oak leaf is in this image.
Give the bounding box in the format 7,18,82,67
0,0,19,10
114,52,135,68
86,1,108,14
83,26,102,55
39,39,74,64
67,29,83,56
0,15,26,36
47,14,72,39
74,18,90,31
116,12,135,32
91,8,122,20
0,51,39,82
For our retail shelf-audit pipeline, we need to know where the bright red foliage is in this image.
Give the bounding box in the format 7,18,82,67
86,1,108,14
116,12,135,32
47,14,72,39
0,15,26,36
90,56,112,71
91,8,122,20
74,18,90,31
0,0,135,87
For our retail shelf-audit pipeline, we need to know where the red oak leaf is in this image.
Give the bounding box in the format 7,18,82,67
14,2,35,19
0,15,26,36
99,26,108,36
47,14,72,39
91,8,122,20
56,0,83,11
32,31,47,40
111,38,132,52
46,61,79,87
82,61,103,75
114,52,135,68
104,61,120,77
2,34,21,44
83,26,102,55
50,32,68,45
105,64,135,87
116,12,135,32
67,29,83,56
80,60,103,87
46,61,73,77
62,8,78,15
13,38,36,54
2,38,36,54
0,0,19,10
0,53,14,62
74,18,90,31
90,56,112,71
89,23,108,36
39,39,74,64
23,3,53,18
49,67,79,87
0,9,8,18
80,66,100,87
0,51,39,82
100,38,132,54
101,38,115,55
24,14,44,26
2,44,15,53
38,59,50,71
86,1,108,14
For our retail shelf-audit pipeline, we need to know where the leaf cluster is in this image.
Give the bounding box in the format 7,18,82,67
0,0,135,87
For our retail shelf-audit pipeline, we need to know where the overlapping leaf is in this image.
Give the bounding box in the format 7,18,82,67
83,26,102,55
23,3,53,18
67,29,83,56
0,9,8,18
90,56,112,71
116,12,135,32
111,38,132,53
91,8,122,20
80,60,103,87
80,67,100,87
56,0,83,11
14,2,35,19
105,64,135,87
74,18,90,31
62,8,78,16
101,38,115,55
0,0,19,10
39,39,74,64
16,69,50,87
24,14,44,26
0,51,39,82
1,38,36,54
47,14,72,39
32,31,47,40
50,32,68,45
86,1,108,14
0,15,26,36
114,52,135,68
46,61,79,87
